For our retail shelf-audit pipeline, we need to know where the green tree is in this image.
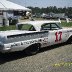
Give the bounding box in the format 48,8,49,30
28,6,72,16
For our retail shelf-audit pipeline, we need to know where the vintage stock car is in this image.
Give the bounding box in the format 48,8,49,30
0,20,72,55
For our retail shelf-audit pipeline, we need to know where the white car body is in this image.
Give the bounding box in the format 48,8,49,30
0,20,72,53
17,20,72,47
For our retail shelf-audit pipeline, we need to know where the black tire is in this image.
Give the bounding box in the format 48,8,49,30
67,36,72,44
25,43,40,55
70,37,72,44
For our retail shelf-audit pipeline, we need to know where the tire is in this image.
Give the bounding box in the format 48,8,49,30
70,37,72,44
67,36,72,44
25,43,40,55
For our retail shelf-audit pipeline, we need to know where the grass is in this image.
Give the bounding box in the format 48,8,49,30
0,25,16,31
61,22,72,27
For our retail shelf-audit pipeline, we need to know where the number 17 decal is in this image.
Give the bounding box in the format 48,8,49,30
55,31,62,42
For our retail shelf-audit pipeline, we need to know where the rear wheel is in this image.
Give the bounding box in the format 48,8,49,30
25,43,40,55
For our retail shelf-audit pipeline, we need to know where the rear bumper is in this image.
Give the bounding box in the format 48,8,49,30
0,47,11,53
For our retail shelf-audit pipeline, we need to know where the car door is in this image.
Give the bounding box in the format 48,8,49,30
41,23,66,46
51,23,69,44
50,23,62,45
41,23,56,46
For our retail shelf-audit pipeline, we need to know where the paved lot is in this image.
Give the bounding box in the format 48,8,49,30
0,43,72,72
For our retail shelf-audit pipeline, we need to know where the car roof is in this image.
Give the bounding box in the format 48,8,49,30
18,20,59,25
17,20,60,31
18,20,60,26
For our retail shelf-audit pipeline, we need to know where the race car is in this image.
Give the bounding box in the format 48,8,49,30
0,20,72,55
17,20,72,45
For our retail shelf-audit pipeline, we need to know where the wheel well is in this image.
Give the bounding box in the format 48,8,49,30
24,43,41,55
25,43,41,50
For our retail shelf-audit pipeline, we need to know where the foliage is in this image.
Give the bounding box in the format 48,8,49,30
28,6,72,17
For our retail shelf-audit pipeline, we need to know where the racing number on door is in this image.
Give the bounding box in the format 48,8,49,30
55,31,62,42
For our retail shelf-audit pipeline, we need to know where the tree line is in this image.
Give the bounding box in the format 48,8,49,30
28,6,72,17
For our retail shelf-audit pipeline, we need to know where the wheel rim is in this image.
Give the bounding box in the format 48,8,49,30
25,44,40,55
30,44,40,54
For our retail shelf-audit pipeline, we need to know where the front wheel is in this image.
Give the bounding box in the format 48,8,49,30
25,44,40,55
67,36,72,44
70,37,72,44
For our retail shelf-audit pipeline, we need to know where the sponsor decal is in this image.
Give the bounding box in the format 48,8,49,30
23,40,38,45
11,40,38,47
11,43,19,47
42,38,48,45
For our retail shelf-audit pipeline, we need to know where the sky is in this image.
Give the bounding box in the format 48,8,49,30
8,0,72,8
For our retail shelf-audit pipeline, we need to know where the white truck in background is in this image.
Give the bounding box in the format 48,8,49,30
0,20,72,55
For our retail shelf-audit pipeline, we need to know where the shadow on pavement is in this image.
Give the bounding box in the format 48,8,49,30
0,51,28,65
0,43,68,65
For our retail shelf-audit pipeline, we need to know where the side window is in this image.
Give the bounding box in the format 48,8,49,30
18,24,36,31
41,23,50,31
51,23,59,30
